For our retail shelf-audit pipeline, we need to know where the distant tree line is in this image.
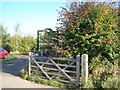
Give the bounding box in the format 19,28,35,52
0,24,36,54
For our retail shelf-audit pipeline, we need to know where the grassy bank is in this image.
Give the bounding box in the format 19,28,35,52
20,69,74,88
85,56,119,89
1,54,15,62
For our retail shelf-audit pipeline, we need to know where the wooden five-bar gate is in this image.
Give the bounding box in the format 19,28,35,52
29,52,88,88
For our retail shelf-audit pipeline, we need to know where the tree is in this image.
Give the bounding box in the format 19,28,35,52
56,2,119,88
14,24,22,52
0,25,11,52
20,35,36,54
9,34,36,54
9,34,23,52
56,2,119,61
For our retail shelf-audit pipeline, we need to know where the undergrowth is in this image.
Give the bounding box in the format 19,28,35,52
20,68,75,88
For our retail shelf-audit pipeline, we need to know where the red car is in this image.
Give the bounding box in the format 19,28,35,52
0,48,8,59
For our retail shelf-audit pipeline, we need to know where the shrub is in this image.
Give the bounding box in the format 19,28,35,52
85,55,119,88
20,68,28,79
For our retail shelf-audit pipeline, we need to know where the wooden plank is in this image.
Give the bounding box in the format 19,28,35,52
31,70,76,83
31,70,39,73
42,67,76,74
31,55,39,57
63,62,75,70
37,62,76,68
50,59,76,85
31,57,51,80
52,57,77,62
28,55,31,76
31,70,75,84
31,65,39,68
42,67,58,71
41,59,51,67
81,54,88,86
65,70,76,74
31,69,76,80
52,79,72,84
76,55,80,87
50,62,75,79
39,75,48,79
58,63,76,68
47,72,76,80
38,62,53,66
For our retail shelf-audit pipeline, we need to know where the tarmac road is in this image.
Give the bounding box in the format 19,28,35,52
2,58,28,76
1,56,55,88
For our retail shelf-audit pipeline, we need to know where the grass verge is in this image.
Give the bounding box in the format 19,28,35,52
1,54,15,62
20,68,75,88
27,75,73,88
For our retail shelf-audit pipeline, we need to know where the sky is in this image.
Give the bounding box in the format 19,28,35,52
1,1,66,38
0,0,119,38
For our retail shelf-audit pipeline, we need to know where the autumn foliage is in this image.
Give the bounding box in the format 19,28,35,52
55,2,119,88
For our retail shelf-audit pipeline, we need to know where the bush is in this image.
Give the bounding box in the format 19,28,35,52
20,68,28,79
85,55,119,88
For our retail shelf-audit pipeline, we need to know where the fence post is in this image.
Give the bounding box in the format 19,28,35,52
28,52,32,76
81,54,88,86
76,54,80,87
41,50,43,56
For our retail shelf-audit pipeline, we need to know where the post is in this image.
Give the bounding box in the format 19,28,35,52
41,50,43,56
28,52,32,76
81,54,88,86
76,54,80,87
37,30,39,51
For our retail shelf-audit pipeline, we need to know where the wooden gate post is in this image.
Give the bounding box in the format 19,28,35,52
28,52,32,76
81,54,88,86
76,54,80,87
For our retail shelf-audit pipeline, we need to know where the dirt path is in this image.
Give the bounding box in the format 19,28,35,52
2,72,55,88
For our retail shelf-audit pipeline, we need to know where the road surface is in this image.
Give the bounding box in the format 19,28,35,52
2,72,55,88
1,56,56,88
